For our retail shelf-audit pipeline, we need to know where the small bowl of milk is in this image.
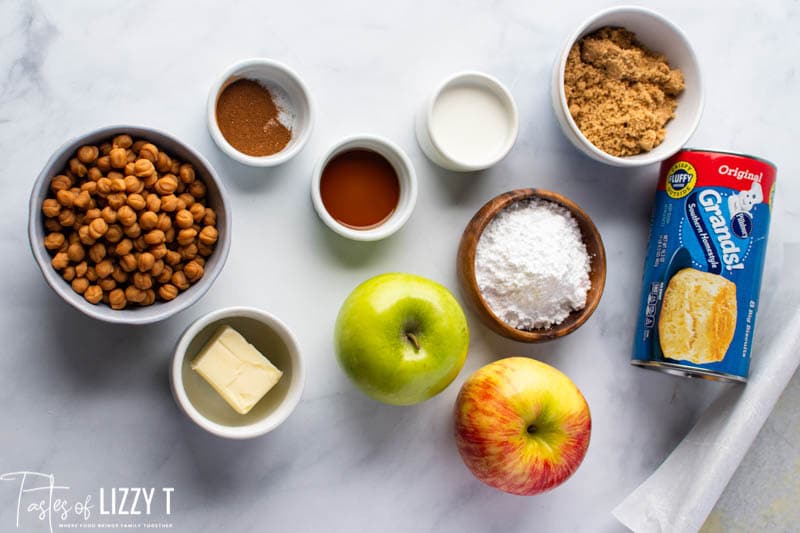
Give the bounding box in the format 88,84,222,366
416,71,519,172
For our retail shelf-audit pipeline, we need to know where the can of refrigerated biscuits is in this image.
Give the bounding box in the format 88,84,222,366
631,149,777,382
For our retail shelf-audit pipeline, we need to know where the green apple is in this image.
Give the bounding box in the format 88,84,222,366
334,273,470,405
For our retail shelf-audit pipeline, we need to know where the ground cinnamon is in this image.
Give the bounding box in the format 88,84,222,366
216,79,292,156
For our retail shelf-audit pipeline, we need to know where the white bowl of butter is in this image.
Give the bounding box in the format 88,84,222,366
170,306,305,439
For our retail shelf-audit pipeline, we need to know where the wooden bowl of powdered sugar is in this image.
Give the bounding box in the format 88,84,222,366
457,188,606,342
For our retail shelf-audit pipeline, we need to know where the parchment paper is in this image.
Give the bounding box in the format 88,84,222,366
613,248,800,533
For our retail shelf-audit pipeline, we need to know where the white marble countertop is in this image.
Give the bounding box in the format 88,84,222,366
0,1,797,531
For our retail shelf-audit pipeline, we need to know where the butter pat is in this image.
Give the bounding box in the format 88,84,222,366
191,325,283,415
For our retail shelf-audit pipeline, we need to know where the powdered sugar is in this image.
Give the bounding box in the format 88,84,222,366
475,198,592,330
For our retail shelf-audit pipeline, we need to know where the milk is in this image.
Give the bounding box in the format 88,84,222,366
430,84,514,166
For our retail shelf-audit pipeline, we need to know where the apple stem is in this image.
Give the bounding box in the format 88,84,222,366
406,332,421,352
527,424,537,435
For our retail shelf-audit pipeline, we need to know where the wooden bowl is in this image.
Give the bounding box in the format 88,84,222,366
457,188,606,342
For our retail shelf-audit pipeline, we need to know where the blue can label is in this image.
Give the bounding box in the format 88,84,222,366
632,150,777,380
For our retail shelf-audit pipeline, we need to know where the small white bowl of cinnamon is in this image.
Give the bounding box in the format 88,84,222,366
208,58,314,167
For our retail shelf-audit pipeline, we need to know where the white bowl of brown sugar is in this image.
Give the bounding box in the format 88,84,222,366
208,58,314,167
551,6,703,167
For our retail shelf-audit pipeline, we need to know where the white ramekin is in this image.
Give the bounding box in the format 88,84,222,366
170,307,305,439
416,71,519,172
311,135,418,242
207,58,314,167
551,6,704,167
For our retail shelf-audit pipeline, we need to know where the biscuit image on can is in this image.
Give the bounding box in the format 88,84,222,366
658,268,737,364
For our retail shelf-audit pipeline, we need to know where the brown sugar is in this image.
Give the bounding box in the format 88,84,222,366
216,79,292,157
564,27,685,157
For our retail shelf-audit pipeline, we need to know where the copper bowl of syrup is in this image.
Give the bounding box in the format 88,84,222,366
311,135,418,241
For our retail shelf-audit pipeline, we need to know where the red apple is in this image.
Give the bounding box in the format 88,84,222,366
454,357,591,495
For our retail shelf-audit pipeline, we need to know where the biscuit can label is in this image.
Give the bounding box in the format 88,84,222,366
632,149,777,382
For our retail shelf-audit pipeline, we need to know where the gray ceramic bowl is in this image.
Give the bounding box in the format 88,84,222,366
28,125,232,325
